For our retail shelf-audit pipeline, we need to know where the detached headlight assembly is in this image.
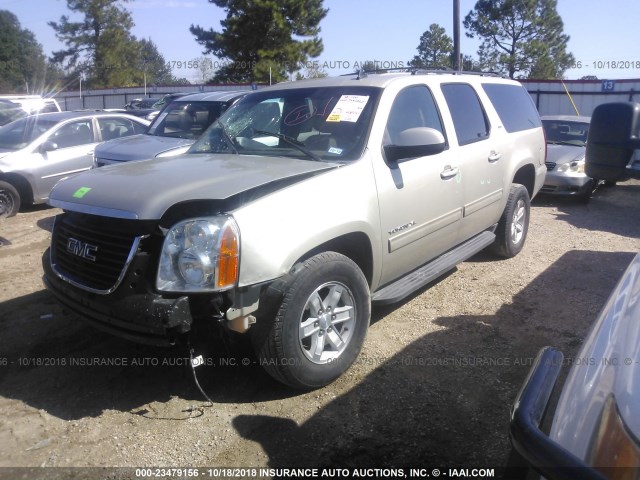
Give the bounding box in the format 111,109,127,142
157,216,240,292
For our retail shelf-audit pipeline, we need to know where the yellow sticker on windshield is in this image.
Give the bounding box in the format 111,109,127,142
326,95,369,122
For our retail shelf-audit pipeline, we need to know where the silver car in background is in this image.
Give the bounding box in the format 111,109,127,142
0,111,149,218
540,115,595,202
93,91,245,167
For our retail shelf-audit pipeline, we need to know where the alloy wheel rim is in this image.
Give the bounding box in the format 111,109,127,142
298,281,356,364
510,199,526,245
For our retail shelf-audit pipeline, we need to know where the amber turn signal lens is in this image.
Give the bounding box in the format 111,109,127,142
589,395,640,479
217,224,239,289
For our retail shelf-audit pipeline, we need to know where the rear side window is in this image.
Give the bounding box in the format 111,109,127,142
482,83,541,133
441,83,489,145
98,118,146,141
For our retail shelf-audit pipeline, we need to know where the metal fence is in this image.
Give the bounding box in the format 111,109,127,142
521,78,639,117
53,84,259,111
49,78,640,118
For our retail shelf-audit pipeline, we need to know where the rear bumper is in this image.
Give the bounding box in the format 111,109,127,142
510,347,606,480
42,248,194,345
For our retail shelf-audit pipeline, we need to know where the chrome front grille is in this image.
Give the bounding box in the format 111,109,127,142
50,214,142,294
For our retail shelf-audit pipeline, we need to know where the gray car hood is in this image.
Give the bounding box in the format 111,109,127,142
94,134,194,162
546,144,585,165
49,153,338,219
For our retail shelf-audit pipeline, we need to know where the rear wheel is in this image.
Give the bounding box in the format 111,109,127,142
253,252,370,389
490,184,530,258
0,181,20,218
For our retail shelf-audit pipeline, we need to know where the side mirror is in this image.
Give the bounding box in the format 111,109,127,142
585,102,640,181
39,140,59,153
383,127,446,166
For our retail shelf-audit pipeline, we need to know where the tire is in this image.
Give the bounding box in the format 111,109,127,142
578,191,592,204
0,180,20,218
490,184,530,259
578,179,595,204
252,252,371,390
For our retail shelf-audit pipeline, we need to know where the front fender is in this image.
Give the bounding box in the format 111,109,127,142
233,158,382,289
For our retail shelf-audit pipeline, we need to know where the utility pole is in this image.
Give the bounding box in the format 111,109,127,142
453,0,461,71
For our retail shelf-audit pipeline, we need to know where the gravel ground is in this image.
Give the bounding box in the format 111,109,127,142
1,180,639,479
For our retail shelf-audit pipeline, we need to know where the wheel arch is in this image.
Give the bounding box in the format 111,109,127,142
0,172,34,205
292,231,375,288
512,164,536,199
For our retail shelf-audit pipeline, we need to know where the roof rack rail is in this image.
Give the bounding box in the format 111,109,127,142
341,67,506,79
341,67,416,79
412,69,505,78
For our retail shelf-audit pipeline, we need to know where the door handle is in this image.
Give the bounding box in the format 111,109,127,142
440,166,459,180
488,151,501,163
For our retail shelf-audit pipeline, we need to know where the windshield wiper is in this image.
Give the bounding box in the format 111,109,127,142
252,130,322,162
217,120,238,154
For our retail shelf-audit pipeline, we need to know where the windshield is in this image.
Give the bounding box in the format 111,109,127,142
542,119,589,147
0,116,59,150
189,86,381,162
147,100,230,139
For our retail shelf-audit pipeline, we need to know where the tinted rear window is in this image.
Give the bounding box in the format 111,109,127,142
482,84,541,133
441,83,489,146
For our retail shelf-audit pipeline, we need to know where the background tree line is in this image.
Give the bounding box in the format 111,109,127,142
410,0,574,79
0,0,576,94
0,0,190,94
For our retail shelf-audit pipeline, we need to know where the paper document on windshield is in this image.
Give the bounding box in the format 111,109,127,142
326,95,369,123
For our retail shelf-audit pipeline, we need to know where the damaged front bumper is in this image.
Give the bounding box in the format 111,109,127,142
42,247,195,345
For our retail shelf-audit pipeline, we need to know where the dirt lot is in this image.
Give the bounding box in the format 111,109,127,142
1,181,640,479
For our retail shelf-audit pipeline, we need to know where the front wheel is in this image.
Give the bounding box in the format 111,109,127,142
0,180,20,218
490,184,530,258
252,252,371,389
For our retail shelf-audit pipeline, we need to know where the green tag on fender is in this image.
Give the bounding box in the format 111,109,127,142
73,187,92,198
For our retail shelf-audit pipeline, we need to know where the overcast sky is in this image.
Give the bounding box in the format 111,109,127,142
2,0,640,82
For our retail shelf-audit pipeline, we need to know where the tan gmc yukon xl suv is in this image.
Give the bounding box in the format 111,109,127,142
42,71,547,389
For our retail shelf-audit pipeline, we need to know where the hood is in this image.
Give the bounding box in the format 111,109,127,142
49,153,338,220
0,150,13,160
94,134,195,162
546,144,585,165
